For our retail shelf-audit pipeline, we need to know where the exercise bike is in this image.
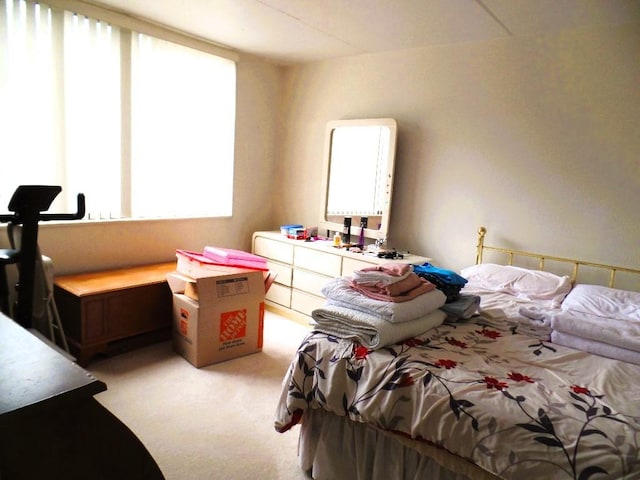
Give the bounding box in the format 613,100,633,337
0,186,85,335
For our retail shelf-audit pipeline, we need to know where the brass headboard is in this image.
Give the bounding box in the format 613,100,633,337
475,226,640,289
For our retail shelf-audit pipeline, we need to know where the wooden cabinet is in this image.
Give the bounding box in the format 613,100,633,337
54,262,175,365
252,232,431,319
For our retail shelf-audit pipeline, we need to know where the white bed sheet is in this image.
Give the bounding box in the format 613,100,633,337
461,286,558,340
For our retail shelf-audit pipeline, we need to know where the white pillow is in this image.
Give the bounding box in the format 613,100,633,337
561,284,640,321
461,263,572,305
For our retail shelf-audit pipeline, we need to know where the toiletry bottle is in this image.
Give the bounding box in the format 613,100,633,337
343,216,352,244
358,217,368,247
333,232,341,247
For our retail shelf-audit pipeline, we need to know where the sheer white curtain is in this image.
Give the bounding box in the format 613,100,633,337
0,1,61,209
0,0,236,219
64,11,121,219
131,34,236,218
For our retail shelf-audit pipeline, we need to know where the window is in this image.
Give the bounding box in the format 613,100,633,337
0,0,236,219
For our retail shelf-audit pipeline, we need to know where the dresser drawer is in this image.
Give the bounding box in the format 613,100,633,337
293,247,342,277
342,257,378,276
265,283,291,308
266,260,293,287
291,290,325,317
254,236,294,264
292,269,332,297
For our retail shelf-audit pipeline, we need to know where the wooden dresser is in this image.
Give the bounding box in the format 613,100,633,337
54,262,175,366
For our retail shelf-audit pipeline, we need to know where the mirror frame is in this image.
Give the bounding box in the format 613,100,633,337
319,118,397,242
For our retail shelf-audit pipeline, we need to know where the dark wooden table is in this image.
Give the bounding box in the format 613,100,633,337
0,313,164,479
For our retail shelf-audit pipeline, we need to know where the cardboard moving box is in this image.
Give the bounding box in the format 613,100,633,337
167,269,266,367
176,250,277,292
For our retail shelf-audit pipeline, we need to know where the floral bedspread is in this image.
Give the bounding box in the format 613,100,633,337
275,320,640,479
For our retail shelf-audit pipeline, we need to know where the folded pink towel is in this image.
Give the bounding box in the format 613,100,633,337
353,272,432,296
352,262,413,286
358,262,412,277
350,275,435,303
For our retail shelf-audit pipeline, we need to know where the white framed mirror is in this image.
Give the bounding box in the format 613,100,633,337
319,118,397,242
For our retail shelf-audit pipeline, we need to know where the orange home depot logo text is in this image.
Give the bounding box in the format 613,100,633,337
179,308,189,336
219,309,247,342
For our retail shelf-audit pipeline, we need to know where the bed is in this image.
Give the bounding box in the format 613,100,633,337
274,227,640,480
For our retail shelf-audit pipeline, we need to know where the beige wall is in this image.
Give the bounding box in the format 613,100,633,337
2,53,284,275
278,23,640,272
3,23,638,277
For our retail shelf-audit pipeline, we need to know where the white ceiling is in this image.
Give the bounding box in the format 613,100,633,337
93,0,640,65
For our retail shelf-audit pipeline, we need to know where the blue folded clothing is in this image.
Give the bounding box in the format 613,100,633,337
412,263,468,286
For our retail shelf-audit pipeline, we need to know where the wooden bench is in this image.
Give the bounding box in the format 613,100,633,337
54,262,176,366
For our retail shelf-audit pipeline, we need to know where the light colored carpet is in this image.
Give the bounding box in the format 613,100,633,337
88,310,312,480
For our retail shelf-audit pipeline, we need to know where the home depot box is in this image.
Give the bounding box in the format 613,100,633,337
167,270,265,367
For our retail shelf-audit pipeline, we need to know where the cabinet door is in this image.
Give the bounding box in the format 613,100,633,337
105,284,172,340
82,298,107,342
342,257,378,277
293,247,342,277
254,236,294,264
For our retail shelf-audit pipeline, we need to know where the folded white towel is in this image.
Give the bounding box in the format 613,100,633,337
322,277,447,323
551,330,640,366
513,324,552,342
469,298,553,341
518,305,549,322
311,305,446,349
550,310,640,353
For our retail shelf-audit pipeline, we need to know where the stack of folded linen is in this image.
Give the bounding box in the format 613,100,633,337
311,263,447,349
550,284,640,365
350,263,437,302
